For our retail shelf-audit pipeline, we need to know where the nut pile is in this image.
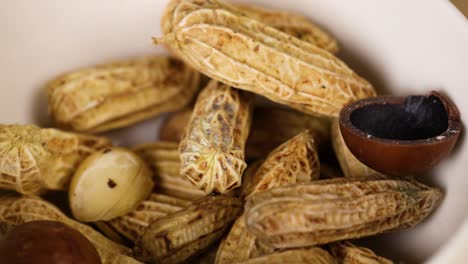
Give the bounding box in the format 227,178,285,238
0,0,452,263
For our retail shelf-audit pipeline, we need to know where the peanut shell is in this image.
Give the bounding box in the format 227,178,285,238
245,175,442,248
107,193,190,242
179,80,253,193
162,0,338,53
46,56,200,132
216,131,320,264
135,195,242,264
328,242,393,264
159,106,331,160
159,0,375,117
134,142,206,200
234,3,339,53
233,247,337,264
241,131,320,199
0,124,110,194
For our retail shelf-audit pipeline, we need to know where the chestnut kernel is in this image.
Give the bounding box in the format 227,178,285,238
339,91,462,176
0,220,101,264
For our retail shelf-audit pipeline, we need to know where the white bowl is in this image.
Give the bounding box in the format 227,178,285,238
1,0,467,262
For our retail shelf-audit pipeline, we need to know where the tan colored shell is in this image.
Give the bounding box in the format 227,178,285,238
241,131,320,199
160,109,193,142
159,0,375,117
0,195,142,264
0,124,111,194
216,131,319,264
107,193,190,242
161,0,338,53
46,56,200,133
94,221,127,244
160,106,330,160
135,195,242,264
233,247,337,264
215,214,272,264
331,119,376,177
328,242,393,264
179,80,254,193
134,142,206,200
245,175,442,248
234,4,339,53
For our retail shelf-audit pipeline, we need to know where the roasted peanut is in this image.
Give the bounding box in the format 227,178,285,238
245,175,442,248
158,0,375,117
179,80,253,193
46,56,200,132
0,124,110,194
135,195,242,264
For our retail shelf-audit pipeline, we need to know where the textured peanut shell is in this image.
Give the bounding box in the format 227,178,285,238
215,214,273,264
46,56,200,133
233,247,337,264
241,131,320,199
134,142,206,200
135,195,242,264
234,4,338,53
245,175,442,248
216,131,319,264
179,80,253,193
0,125,110,195
160,106,331,160
107,193,190,242
328,242,393,264
331,119,376,177
161,0,338,53
159,0,375,117
0,195,142,264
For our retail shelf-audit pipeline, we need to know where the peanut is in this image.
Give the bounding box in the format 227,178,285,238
46,56,200,132
179,80,253,193
158,0,375,117
0,124,110,194
245,175,442,248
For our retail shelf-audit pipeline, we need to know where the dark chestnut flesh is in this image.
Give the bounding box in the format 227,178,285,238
339,91,461,176
0,220,102,264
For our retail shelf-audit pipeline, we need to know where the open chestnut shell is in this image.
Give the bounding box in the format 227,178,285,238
339,91,461,176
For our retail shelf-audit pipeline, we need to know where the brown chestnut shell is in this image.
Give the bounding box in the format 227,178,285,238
339,91,461,176
0,220,102,264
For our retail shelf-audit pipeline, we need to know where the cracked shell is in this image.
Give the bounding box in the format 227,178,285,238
135,194,242,264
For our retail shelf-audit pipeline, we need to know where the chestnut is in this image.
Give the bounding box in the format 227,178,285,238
339,91,461,176
0,220,101,264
